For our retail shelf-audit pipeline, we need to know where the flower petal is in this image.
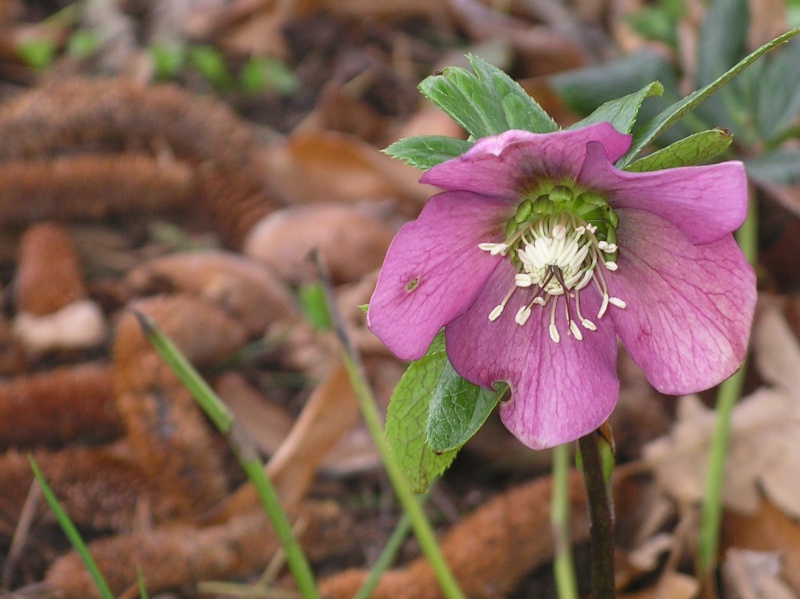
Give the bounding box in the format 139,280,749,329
578,142,747,244
367,192,511,360
608,209,755,394
421,123,632,200
444,261,619,449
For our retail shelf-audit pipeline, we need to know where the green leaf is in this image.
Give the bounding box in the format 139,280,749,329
299,282,332,331
66,29,100,59
570,81,664,134
691,0,749,132
385,334,457,492
16,38,56,71
695,0,748,89
384,136,473,170
754,38,800,143
148,42,186,80
745,148,800,185
418,54,557,139
189,45,234,91
551,50,678,115
239,56,298,96
624,128,733,172
426,360,503,453
617,27,800,168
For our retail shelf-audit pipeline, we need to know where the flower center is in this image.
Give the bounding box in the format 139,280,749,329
478,185,626,343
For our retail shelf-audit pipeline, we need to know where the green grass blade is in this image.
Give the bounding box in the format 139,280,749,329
28,456,115,599
136,312,320,599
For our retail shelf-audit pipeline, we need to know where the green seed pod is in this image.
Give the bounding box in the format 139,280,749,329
514,199,533,223
605,226,617,246
532,195,551,213
575,192,607,208
604,206,619,228
549,185,573,203
505,218,517,239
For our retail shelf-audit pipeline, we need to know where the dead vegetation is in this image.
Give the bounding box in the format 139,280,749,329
0,1,798,598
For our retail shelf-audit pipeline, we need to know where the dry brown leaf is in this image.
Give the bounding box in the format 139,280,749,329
213,371,294,457
620,572,699,599
722,548,797,599
244,204,396,284
290,0,448,20
643,304,800,518
392,103,466,142
447,0,586,75
214,363,360,518
722,499,800,595
263,130,430,208
125,250,296,335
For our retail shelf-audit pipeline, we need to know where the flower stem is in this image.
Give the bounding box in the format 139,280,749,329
313,253,466,599
578,431,615,599
696,367,744,582
551,443,578,599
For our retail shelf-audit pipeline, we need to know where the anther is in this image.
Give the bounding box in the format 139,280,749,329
609,297,626,309
515,306,532,326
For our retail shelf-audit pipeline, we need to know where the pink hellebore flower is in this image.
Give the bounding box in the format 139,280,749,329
367,122,756,449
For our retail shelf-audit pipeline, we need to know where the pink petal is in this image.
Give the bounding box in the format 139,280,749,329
578,142,747,244
421,123,631,200
608,209,755,394
367,192,512,360
444,261,619,449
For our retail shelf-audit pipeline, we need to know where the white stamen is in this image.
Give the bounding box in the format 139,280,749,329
515,273,533,287
488,305,504,321
515,306,532,326
482,210,626,340
598,294,610,319
609,297,627,309
478,242,510,256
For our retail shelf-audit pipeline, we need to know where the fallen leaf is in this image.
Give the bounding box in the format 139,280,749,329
722,548,797,599
243,203,396,284
620,572,699,599
263,130,430,209
722,499,800,595
125,250,296,335
643,304,800,519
